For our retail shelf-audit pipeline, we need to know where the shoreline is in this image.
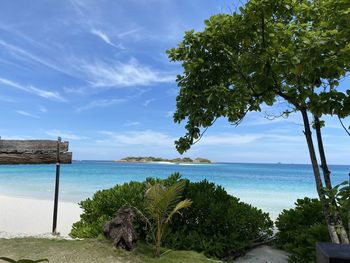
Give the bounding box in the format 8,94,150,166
0,194,82,238
116,161,213,165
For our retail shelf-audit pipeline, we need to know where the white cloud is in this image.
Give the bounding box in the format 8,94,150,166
200,134,258,146
143,99,155,107
124,121,141,127
45,130,88,140
16,110,39,118
0,77,65,101
91,28,125,49
98,130,262,148
0,39,71,76
0,135,34,140
117,28,142,38
78,58,174,88
0,95,16,103
99,130,174,146
76,98,126,112
28,86,65,101
166,110,174,117
39,106,48,113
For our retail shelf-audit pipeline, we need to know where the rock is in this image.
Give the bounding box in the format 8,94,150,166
103,207,137,250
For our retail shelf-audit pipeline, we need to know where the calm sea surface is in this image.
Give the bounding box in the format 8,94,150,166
0,161,349,219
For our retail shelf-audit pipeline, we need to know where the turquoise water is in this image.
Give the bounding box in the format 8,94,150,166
0,161,349,218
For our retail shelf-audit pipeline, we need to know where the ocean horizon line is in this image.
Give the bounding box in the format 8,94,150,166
70,159,350,167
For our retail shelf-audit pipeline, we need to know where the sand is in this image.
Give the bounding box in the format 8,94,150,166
0,195,289,262
0,195,82,238
235,245,289,263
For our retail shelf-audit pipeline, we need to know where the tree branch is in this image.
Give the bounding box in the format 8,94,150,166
339,117,350,136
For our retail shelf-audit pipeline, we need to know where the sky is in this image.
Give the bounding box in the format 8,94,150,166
0,0,349,164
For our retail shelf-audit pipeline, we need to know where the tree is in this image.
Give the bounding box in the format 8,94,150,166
167,0,350,243
144,180,192,257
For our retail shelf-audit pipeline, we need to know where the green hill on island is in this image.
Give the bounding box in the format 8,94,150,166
116,156,211,164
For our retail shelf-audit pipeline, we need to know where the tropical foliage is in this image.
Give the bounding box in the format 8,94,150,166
143,180,192,256
70,174,273,259
276,195,349,262
167,0,350,243
163,179,273,259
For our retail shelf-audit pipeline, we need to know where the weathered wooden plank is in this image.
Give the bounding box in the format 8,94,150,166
0,140,69,153
0,152,72,164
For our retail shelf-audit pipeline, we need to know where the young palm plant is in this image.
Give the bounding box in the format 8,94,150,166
144,180,192,257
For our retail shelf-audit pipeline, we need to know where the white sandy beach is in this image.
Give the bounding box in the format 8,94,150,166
0,195,81,238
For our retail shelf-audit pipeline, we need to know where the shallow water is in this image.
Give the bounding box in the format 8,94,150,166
0,161,349,219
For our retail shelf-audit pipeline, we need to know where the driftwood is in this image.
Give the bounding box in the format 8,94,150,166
0,139,72,164
103,207,137,250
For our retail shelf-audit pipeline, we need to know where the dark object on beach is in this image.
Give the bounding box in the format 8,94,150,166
103,207,137,250
0,257,49,262
316,242,350,263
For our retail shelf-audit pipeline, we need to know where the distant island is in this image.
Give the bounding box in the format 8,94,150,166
116,156,212,164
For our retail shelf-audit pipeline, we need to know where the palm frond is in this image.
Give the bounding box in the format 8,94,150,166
165,199,192,224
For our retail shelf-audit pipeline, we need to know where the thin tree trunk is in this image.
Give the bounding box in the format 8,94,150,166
348,174,350,238
314,115,349,243
301,109,340,243
314,116,332,189
314,116,349,243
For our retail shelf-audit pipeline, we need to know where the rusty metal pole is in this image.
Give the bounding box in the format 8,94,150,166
52,137,61,234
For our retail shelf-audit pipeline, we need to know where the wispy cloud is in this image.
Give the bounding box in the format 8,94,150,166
124,121,141,127
29,86,65,101
166,110,174,117
0,77,65,101
99,130,174,146
0,39,71,76
78,58,174,88
200,134,258,146
76,98,126,112
143,98,155,107
117,28,143,38
16,110,39,118
91,28,125,49
98,130,261,147
0,135,34,140
39,106,48,113
45,130,88,140
0,95,16,103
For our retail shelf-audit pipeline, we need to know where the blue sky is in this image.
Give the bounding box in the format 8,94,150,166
0,0,349,164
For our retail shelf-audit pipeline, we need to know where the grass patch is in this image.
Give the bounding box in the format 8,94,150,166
0,238,216,263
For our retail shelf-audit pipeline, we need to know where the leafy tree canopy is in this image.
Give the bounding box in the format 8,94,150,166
167,0,350,153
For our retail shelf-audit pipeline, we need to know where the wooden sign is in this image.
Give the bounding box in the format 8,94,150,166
0,137,72,234
0,139,72,164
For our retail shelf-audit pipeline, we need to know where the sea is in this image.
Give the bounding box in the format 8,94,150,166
0,161,349,219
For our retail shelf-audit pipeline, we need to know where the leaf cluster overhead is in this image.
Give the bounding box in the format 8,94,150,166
168,0,350,153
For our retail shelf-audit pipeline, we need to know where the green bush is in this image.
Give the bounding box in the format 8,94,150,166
70,174,184,239
70,174,273,259
275,198,330,262
163,179,273,259
70,181,146,238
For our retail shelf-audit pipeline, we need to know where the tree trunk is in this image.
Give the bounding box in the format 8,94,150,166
301,109,340,243
314,115,349,243
314,116,332,189
349,174,350,238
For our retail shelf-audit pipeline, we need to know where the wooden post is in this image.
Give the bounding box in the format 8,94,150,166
52,137,61,234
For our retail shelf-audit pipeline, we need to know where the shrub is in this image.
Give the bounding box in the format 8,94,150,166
70,174,273,259
70,181,146,238
275,198,330,262
70,173,182,239
163,179,273,259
